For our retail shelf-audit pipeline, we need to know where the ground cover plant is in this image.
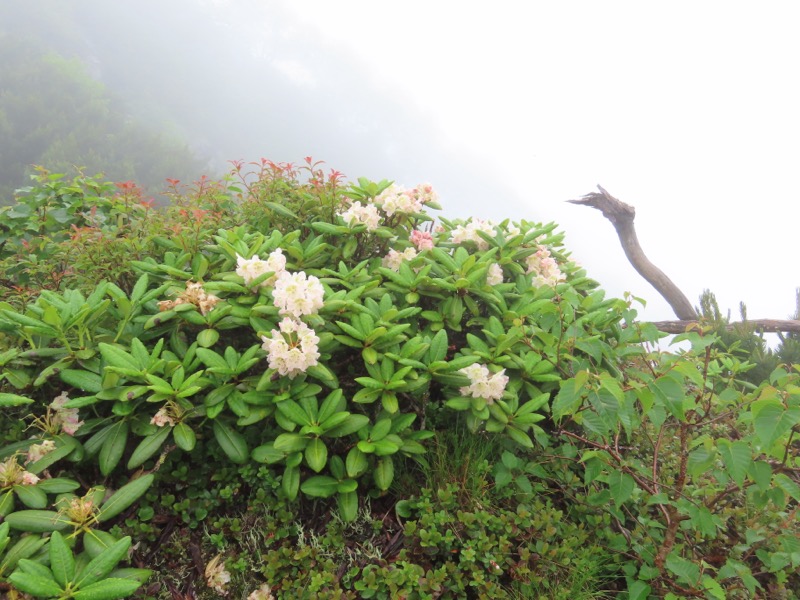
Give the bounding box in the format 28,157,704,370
0,158,797,599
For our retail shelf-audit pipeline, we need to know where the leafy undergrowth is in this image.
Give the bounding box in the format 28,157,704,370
0,160,797,600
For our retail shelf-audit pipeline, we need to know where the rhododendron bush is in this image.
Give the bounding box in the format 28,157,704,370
0,159,797,598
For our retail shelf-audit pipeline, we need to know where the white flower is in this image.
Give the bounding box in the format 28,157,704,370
150,408,176,428
272,271,325,318
25,440,57,464
159,281,221,316
486,263,503,286
50,392,84,436
376,184,423,217
248,583,276,600
262,318,321,378
525,245,565,287
236,249,286,287
0,456,39,488
410,182,438,206
338,201,381,231
21,471,40,486
450,218,495,250
381,247,418,271
459,363,508,404
204,555,231,595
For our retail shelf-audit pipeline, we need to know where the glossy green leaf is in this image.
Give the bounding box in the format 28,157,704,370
97,474,154,522
5,510,72,532
74,535,132,588
14,484,47,509
304,438,328,473
300,475,339,498
0,392,33,407
49,531,75,588
172,422,196,451
8,570,64,597
127,425,171,469
213,421,249,464
99,420,129,476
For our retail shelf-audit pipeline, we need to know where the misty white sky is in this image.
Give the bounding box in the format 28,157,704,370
263,1,800,327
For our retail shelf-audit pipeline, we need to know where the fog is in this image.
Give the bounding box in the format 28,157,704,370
1,0,523,220
3,0,799,328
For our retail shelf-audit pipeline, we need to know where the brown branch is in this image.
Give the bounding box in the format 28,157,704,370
649,319,800,334
568,185,698,320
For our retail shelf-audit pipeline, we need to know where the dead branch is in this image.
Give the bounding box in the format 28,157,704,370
568,185,698,320
649,319,800,335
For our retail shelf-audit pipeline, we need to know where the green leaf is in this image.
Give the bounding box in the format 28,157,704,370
34,477,80,494
5,510,72,532
608,471,635,508
8,571,64,597
304,438,328,473
99,420,129,476
213,421,249,464
49,531,75,588
665,552,700,585
504,425,534,448
276,400,312,427
127,426,171,469
0,392,33,407
774,473,800,502
373,457,394,491
282,465,299,501
83,530,120,559
346,447,369,478
196,328,219,348
0,532,47,571
717,440,751,488
325,414,370,438
627,579,652,600
337,491,358,522
252,443,285,464
60,369,102,393
752,399,800,449
273,433,309,453
98,343,137,370
300,475,339,498
14,484,48,509
428,329,448,362
74,536,132,588
72,578,143,600
172,422,196,451
97,474,154,522
653,375,686,422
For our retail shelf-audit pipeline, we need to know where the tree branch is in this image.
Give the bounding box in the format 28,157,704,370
649,319,800,335
568,185,698,320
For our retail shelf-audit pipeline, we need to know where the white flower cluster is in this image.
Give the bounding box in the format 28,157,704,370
376,184,424,217
450,218,496,251
410,182,438,206
526,245,565,287
0,456,39,487
272,271,325,319
236,249,286,288
486,263,504,286
381,247,418,272
151,407,177,427
337,201,381,231
459,363,509,404
261,317,321,378
51,392,84,435
25,439,56,464
158,281,221,316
